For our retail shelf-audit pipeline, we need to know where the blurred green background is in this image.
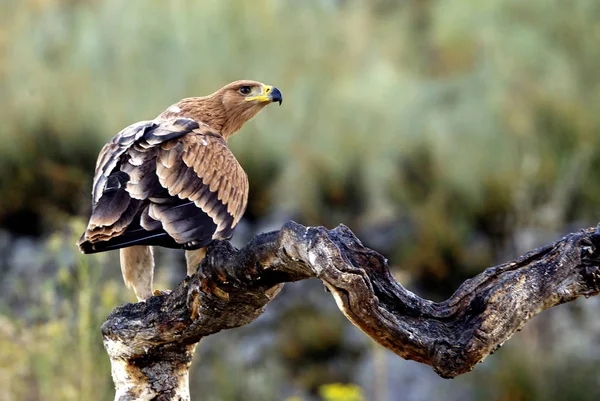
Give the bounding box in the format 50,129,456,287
1,0,600,400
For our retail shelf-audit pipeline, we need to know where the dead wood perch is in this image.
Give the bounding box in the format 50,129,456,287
101,221,600,400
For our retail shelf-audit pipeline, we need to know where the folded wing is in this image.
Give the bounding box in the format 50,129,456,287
78,117,248,254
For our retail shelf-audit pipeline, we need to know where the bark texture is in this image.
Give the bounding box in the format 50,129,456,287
102,221,600,400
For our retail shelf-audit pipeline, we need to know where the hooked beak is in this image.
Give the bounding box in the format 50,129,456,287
245,85,283,105
267,86,283,105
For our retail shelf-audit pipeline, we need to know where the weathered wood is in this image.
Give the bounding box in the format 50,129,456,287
101,221,600,400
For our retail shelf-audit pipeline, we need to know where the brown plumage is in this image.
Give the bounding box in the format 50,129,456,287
78,80,282,300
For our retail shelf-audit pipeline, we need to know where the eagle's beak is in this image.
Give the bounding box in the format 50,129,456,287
267,86,283,105
245,85,283,105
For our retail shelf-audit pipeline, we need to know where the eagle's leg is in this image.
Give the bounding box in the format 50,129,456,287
185,247,207,276
119,246,154,301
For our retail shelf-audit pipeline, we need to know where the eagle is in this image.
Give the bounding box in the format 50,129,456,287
77,80,282,301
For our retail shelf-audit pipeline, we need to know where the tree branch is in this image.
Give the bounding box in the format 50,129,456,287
101,221,600,400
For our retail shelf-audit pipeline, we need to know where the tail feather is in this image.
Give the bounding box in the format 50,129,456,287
78,198,217,254
78,229,179,254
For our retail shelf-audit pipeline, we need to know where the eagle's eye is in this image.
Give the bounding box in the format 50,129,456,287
239,86,252,95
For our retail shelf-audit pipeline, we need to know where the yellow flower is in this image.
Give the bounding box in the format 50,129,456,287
319,383,365,401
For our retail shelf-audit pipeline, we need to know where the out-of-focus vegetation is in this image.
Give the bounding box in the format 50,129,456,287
1,0,600,400
3,0,600,281
0,222,123,401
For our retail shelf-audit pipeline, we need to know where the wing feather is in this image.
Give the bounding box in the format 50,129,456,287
155,130,248,239
78,116,248,254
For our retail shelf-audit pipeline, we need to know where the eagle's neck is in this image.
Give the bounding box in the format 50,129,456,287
158,96,258,140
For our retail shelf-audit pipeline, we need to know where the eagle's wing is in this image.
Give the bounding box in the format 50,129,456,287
78,117,248,253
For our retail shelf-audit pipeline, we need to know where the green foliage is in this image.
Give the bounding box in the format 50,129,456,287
473,327,600,401
0,221,126,401
2,0,600,283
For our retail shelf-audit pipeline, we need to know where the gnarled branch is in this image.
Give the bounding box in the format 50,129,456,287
102,221,600,400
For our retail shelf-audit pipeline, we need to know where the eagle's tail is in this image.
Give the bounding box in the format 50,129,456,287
77,227,178,254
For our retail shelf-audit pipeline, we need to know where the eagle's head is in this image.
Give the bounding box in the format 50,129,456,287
216,80,282,136
220,80,283,107
162,80,282,140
